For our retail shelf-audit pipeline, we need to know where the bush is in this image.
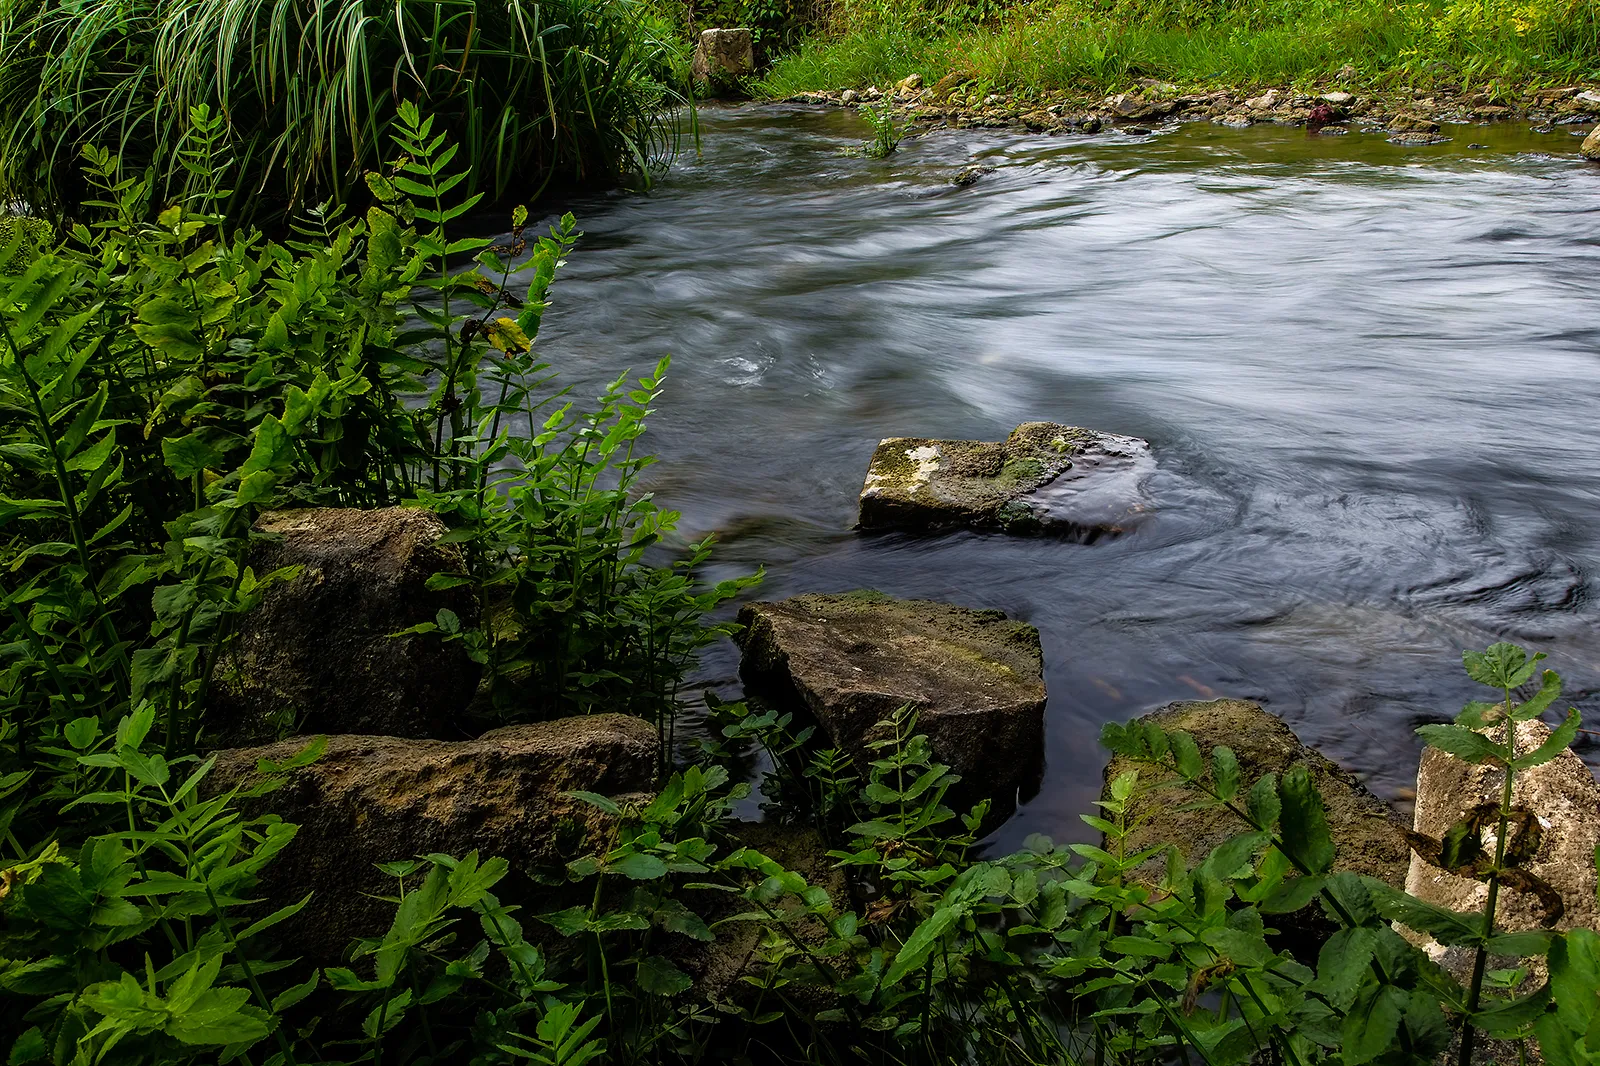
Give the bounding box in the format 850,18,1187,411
5,638,1597,1064
0,101,748,844
0,0,692,224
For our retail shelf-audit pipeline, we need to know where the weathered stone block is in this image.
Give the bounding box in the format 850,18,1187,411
210,507,479,745
1404,718,1600,983
691,28,754,82
858,422,1152,539
207,714,659,959
738,591,1045,819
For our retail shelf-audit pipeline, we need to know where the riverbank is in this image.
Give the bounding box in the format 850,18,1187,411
753,0,1600,133
773,76,1600,147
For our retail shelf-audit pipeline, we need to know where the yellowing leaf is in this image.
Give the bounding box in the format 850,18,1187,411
486,317,530,353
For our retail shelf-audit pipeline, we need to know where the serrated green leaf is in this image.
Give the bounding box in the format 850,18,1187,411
636,955,692,997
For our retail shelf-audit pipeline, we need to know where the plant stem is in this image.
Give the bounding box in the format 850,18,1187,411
1457,686,1520,1066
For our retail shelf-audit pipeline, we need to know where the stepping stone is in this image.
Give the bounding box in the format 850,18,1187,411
857,422,1152,539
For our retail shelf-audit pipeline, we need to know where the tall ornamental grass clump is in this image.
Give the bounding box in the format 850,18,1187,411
0,0,690,223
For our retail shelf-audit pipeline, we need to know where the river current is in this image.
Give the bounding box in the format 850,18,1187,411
525,104,1600,850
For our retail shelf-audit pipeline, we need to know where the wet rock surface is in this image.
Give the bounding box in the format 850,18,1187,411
1584,124,1600,160
207,714,659,960
857,422,1152,539
778,79,1600,160
1404,718,1600,984
209,507,480,745
737,591,1046,819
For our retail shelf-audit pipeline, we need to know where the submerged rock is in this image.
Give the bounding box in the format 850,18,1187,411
207,714,659,959
857,422,1152,539
1403,718,1600,984
738,591,1045,819
691,28,755,82
1584,124,1600,160
209,507,479,745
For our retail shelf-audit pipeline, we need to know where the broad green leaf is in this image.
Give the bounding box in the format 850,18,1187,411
1371,883,1485,947
1201,926,1271,967
608,852,668,880
1512,708,1581,771
1415,724,1504,765
1212,745,1240,801
1313,926,1376,1011
1510,670,1562,721
1171,731,1203,781
885,906,959,986
1198,831,1267,881
1246,773,1280,830
636,955,692,997
1342,984,1407,1065
1108,935,1173,959
5,1028,45,1065
167,990,269,1046
1463,643,1542,690
1278,765,1334,874
1472,983,1552,1035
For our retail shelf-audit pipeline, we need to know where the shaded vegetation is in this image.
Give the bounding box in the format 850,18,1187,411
0,0,691,224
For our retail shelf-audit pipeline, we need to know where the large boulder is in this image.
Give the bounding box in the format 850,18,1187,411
691,28,755,82
209,507,480,745
1103,699,1412,912
857,422,1152,539
1403,718,1600,982
737,591,1046,819
207,714,659,961
1584,124,1600,161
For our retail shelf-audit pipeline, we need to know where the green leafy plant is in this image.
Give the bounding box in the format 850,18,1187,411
858,99,912,156
0,0,692,223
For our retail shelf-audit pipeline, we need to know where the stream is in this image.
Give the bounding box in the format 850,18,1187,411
526,103,1600,851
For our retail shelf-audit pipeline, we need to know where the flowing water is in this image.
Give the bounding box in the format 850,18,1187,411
525,104,1600,850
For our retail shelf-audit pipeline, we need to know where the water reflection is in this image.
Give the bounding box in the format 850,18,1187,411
520,105,1600,850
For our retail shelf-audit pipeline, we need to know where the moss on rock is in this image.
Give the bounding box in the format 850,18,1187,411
738,592,1046,823
857,421,1151,539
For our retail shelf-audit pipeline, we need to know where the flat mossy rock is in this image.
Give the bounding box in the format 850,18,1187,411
1103,699,1411,918
737,591,1046,818
209,507,480,745
206,714,658,962
857,422,1152,539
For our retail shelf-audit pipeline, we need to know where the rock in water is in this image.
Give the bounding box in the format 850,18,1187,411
210,507,479,745
857,422,1152,539
1584,124,1600,160
738,591,1045,820
1404,718,1600,983
691,28,754,82
206,714,658,960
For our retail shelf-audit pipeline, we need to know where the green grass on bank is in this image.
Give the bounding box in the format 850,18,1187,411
757,0,1600,100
